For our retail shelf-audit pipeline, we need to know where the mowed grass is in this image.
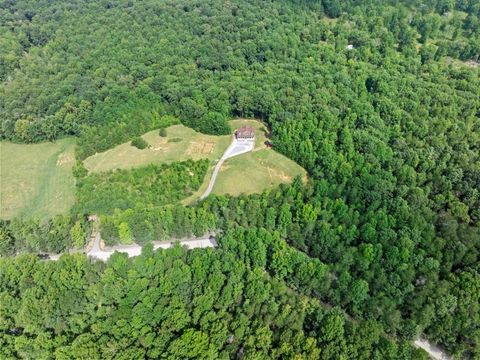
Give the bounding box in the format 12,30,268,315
83,118,307,201
0,138,76,220
212,148,307,197
84,125,232,173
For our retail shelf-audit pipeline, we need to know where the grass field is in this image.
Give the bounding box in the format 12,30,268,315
83,118,307,201
211,148,307,197
0,138,76,220
84,124,232,173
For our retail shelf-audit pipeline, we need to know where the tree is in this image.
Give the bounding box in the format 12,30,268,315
118,222,133,244
70,221,85,249
131,137,149,149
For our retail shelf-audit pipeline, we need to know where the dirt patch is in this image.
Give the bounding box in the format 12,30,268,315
268,167,292,182
187,141,215,155
187,142,203,155
219,164,231,172
56,153,74,166
202,142,215,154
151,138,168,150
85,236,95,252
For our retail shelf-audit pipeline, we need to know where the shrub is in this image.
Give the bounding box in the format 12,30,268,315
131,137,149,149
159,127,167,137
72,161,88,178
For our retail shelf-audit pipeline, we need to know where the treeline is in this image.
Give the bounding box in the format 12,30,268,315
0,239,425,359
74,159,209,216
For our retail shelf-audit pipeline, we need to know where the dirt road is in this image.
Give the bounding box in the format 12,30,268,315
86,234,216,261
414,337,451,360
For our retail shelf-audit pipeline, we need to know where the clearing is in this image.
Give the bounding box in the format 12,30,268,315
211,147,307,197
84,124,231,173
84,118,270,173
83,118,307,201
183,119,306,202
0,138,76,220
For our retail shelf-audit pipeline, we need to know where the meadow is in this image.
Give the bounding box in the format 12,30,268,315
0,138,76,219
83,125,231,173
1,119,306,218
211,148,307,197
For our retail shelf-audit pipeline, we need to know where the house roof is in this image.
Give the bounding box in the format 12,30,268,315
235,126,255,137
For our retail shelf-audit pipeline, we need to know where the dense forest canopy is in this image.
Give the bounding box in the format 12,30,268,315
0,242,428,359
1,0,479,358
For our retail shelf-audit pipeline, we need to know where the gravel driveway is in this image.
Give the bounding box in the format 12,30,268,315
200,137,254,199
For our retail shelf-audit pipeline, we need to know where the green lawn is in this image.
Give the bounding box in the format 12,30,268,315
0,138,76,220
84,124,232,173
212,148,307,197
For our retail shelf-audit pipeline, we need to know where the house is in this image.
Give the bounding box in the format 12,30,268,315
235,126,255,139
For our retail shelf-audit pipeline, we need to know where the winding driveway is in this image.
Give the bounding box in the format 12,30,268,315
200,137,255,199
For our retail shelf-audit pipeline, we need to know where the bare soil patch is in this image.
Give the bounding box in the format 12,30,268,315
56,153,74,166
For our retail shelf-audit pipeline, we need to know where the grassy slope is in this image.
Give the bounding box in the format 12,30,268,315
0,138,76,220
185,118,307,201
84,125,232,173
212,149,307,197
84,119,307,202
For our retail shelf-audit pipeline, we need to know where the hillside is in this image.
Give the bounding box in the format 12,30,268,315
0,138,76,219
0,0,479,358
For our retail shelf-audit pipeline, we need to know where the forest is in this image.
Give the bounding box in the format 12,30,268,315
1,0,479,358
0,241,428,359
74,159,209,215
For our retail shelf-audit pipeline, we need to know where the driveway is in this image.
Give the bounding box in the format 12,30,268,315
200,137,254,199
222,138,255,159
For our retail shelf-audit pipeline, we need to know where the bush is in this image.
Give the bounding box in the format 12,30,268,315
72,161,88,178
159,127,167,137
131,137,149,149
